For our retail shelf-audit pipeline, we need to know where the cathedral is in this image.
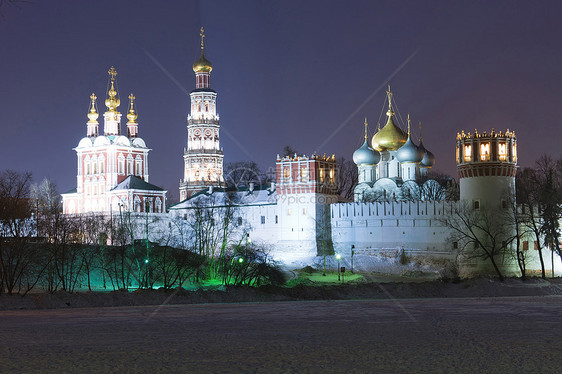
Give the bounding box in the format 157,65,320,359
61,29,559,277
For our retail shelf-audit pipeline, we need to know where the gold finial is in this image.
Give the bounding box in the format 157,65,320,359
377,122,381,131
364,117,369,141
87,93,99,124
419,121,422,141
386,84,394,116
127,93,138,124
407,114,411,136
200,27,205,51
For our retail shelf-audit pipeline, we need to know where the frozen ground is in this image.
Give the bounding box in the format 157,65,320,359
1,296,561,373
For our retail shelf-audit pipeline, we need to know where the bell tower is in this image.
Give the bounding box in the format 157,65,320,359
179,27,224,201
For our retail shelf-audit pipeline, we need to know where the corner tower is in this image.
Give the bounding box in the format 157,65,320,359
179,28,224,201
456,129,517,208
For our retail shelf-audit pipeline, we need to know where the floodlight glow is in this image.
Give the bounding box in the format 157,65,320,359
145,259,149,263
336,254,341,260
238,257,244,263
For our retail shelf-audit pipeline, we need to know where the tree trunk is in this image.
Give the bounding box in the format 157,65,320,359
489,255,504,281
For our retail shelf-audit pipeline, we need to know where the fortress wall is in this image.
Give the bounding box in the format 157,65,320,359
330,201,457,259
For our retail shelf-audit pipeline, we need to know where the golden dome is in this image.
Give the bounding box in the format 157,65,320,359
87,93,99,124
372,112,407,151
372,86,407,151
126,93,138,124
105,66,120,111
193,27,212,73
193,53,213,73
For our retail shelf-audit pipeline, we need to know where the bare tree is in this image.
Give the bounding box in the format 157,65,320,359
537,157,562,277
281,145,299,158
0,170,48,295
443,202,514,280
337,157,357,201
224,161,269,189
516,167,547,278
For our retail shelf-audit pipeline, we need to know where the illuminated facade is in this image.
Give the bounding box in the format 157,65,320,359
456,129,517,208
62,67,166,214
179,28,224,201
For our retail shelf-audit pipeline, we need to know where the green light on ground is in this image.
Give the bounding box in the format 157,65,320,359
238,257,244,263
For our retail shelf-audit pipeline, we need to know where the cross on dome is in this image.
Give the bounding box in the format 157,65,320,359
108,66,117,81
200,27,205,51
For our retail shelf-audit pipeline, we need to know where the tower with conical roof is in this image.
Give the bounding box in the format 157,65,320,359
179,28,224,201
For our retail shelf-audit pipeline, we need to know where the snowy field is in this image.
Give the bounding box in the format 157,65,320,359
1,296,561,373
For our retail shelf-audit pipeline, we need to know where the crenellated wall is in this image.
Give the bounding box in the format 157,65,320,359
330,200,458,259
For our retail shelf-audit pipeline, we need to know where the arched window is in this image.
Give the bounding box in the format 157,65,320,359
118,154,125,174
136,156,143,176
464,145,472,162
134,196,141,212
480,143,490,161
127,155,133,175
99,155,105,173
84,156,91,175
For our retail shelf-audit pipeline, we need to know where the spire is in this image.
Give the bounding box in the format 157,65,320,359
364,117,369,141
407,114,411,136
126,93,138,138
419,121,423,142
105,66,120,112
87,93,99,137
200,26,205,53
386,84,394,117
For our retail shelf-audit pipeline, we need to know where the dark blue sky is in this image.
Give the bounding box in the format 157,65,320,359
1,0,561,201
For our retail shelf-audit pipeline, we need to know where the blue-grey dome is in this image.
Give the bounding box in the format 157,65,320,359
396,136,424,163
353,140,380,165
419,140,436,167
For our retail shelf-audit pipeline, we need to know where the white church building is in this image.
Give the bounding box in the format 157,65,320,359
63,30,560,277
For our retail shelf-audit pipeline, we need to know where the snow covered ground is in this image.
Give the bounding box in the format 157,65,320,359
1,296,561,373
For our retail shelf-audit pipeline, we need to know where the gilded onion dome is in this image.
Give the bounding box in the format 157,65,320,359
372,87,407,151
105,66,120,111
396,115,424,163
193,27,213,73
126,93,138,124
354,118,380,165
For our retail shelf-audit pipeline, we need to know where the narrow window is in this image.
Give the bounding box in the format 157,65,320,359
261,216,265,224
480,143,490,161
464,144,472,162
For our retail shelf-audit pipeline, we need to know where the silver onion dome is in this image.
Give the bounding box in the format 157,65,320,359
419,140,435,167
353,140,380,165
396,136,424,163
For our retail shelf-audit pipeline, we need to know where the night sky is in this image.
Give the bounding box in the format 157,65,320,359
1,0,561,202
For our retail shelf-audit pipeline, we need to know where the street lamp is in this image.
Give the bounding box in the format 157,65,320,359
336,254,341,281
